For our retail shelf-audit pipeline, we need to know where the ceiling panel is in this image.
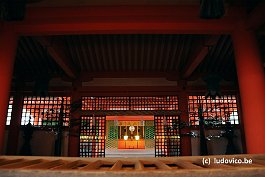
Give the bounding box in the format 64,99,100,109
14,33,265,82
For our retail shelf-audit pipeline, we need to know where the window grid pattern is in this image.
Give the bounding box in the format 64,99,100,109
106,120,118,150
155,115,180,157
21,96,71,126
6,97,13,125
188,95,239,126
80,116,106,157
82,96,178,111
144,120,155,149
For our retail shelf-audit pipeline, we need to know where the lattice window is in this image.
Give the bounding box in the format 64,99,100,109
155,115,180,157
21,96,71,126
80,116,106,157
144,120,155,149
130,97,178,110
106,120,118,150
82,96,178,111
188,95,239,126
6,97,13,125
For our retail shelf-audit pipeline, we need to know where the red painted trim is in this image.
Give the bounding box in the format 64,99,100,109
15,22,236,35
3,6,244,35
107,116,154,121
24,6,243,19
0,29,18,154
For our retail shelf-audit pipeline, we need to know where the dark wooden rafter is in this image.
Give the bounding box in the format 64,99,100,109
151,36,159,71
93,36,103,72
71,36,83,71
128,35,133,71
182,36,220,79
179,35,193,70
168,35,179,71
83,36,95,71
36,37,78,79
145,35,151,71
163,35,172,71
175,35,186,71
213,36,232,73
100,35,109,71
106,35,114,71
133,35,138,71
17,38,41,75
78,36,89,71
157,34,166,71
64,36,80,72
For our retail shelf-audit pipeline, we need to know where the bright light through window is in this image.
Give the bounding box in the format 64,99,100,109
188,95,239,125
6,97,13,125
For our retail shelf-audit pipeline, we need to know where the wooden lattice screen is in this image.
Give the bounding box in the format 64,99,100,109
79,116,106,157
155,115,180,157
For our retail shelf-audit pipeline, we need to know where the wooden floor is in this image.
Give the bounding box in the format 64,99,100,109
0,154,265,177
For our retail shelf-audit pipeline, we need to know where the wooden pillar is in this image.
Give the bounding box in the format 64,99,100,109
178,81,192,156
0,28,18,154
68,81,81,157
6,90,23,155
232,23,265,154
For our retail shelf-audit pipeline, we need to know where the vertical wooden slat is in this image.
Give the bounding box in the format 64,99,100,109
80,160,102,170
154,161,172,170
23,159,65,169
0,159,43,169
0,159,24,166
174,160,203,169
53,160,89,170
110,160,123,171
135,160,144,170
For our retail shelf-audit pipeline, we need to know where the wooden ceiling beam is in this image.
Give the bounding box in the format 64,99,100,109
8,6,244,35
182,36,220,79
36,37,78,79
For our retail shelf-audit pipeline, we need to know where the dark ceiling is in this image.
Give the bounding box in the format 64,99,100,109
11,0,265,84
13,34,236,81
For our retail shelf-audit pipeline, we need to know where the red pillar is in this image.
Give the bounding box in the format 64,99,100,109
0,28,18,154
6,91,23,155
68,81,81,157
232,24,265,154
178,81,192,156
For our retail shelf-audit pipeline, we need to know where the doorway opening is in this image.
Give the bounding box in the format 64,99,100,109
105,116,155,157
79,96,180,157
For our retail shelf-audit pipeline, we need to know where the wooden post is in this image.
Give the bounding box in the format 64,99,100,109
232,23,265,153
0,28,18,154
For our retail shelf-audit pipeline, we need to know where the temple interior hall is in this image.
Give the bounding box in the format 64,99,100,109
0,0,265,171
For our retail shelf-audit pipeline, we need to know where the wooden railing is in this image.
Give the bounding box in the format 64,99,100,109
0,154,265,177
